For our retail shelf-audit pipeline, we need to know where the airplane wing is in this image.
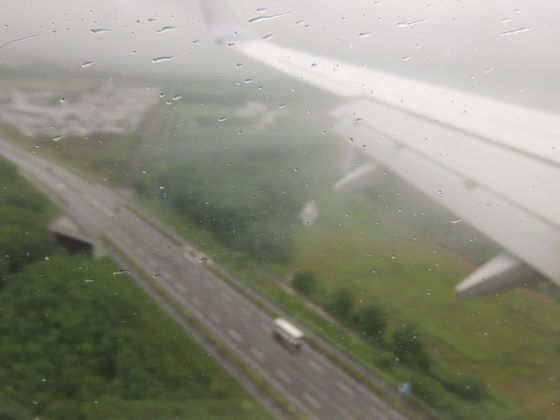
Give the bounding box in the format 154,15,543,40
200,0,560,299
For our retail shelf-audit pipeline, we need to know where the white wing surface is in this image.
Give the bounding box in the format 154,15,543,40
200,0,560,299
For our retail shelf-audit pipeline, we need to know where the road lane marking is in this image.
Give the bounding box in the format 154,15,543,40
275,369,292,385
209,312,222,324
250,348,265,361
308,359,325,374
191,296,203,307
303,393,322,410
84,193,114,218
336,381,355,397
228,328,243,342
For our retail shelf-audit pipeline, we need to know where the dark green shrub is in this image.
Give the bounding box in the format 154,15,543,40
351,303,388,342
391,326,430,369
292,270,316,295
327,288,354,319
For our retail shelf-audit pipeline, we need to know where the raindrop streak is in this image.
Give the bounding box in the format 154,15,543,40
173,94,182,100
156,26,178,33
501,17,512,23
262,33,278,41
218,117,228,122
152,55,181,63
451,219,463,224
279,104,286,108
485,68,493,73
396,18,428,28
81,61,96,68
53,135,63,141
500,27,532,36
113,270,129,275
359,32,373,38
84,279,95,283
90,28,111,34
256,8,268,13
249,12,293,24
244,79,253,83
192,39,200,44
0,34,38,50
402,56,412,61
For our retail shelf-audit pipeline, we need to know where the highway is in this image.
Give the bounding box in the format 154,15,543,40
0,137,410,420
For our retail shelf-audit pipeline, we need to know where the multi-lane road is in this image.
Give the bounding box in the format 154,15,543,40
0,137,410,420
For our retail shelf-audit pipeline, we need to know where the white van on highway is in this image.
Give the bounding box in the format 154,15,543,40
272,318,304,353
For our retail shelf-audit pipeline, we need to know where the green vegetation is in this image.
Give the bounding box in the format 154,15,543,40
292,270,316,295
0,156,272,420
4,80,560,420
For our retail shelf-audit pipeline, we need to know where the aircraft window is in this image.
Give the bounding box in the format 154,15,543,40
0,1,558,419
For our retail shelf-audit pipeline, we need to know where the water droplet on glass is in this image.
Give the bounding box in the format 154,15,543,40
159,92,165,97
113,270,129,275
278,104,286,108
396,18,428,28
192,39,200,44
53,135,62,141
244,79,253,83
218,117,228,122
500,27,532,36
91,28,110,34
42,378,46,382
152,55,178,63
501,17,511,23
296,20,305,26
262,33,277,41
173,94,182,100
355,117,363,122
159,185,165,189
359,32,373,38
156,26,178,34
451,219,463,224
84,279,95,282
401,56,411,61
485,68,493,74
60,97,65,103
81,61,95,68
236,63,243,68
33,400,38,405
249,12,293,24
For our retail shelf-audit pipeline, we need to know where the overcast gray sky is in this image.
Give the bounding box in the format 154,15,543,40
1,0,558,110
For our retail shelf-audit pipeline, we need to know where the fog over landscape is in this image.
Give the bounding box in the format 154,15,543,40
1,0,559,111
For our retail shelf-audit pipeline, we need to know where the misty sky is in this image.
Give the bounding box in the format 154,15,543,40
1,0,559,111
